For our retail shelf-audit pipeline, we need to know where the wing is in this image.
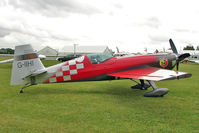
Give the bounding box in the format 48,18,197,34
108,66,191,81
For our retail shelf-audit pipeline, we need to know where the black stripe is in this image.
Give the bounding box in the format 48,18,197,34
15,53,38,61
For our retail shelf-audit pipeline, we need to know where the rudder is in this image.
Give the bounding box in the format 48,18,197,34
10,44,45,85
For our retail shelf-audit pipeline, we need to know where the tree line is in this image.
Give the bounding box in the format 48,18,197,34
183,45,199,50
0,48,14,54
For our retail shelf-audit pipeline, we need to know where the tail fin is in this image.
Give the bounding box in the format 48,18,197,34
10,44,45,85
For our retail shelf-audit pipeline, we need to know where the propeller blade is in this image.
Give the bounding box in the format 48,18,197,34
116,46,119,53
177,53,190,62
176,53,190,79
176,62,179,72
176,61,179,79
169,39,190,80
169,39,178,54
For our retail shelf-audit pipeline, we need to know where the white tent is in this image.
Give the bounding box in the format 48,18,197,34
37,46,58,60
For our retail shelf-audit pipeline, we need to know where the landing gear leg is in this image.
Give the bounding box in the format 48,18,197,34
19,83,33,94
131,79,151,90
144,81,169,97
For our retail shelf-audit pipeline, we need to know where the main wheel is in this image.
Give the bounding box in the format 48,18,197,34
144,88,168,97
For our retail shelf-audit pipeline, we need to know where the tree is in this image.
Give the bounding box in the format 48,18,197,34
6,48,14,54
183,45,195,50
0,48,14,54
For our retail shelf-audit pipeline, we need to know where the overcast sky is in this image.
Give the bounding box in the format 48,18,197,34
0,0,199,53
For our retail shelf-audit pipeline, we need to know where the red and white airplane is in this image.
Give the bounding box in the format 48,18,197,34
10,39,191,97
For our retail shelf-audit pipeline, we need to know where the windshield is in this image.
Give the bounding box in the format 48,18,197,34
87,53,113,64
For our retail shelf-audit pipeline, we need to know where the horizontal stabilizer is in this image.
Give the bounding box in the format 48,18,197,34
23,69,47,79
0,59,14,63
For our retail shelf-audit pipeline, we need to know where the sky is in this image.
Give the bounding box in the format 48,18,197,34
0,0,199,53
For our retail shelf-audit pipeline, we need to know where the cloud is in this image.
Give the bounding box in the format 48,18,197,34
0,28,11,37
148,33,170,44
1,0,199,53
135,17,161,29
146,17,161,29
113,2,123,9
175,28,199,34
7,0,102,17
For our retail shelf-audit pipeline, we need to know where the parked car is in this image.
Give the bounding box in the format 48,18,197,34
57,54,82,62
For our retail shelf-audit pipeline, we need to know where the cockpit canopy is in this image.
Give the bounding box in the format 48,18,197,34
87,53,113,64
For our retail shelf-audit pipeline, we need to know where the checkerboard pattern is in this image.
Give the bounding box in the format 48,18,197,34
46,59,84,83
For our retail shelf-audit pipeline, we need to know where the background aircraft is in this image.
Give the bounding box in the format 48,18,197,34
189,60,199,63
114,46,132,57
10,39,191,97
189,59,199,64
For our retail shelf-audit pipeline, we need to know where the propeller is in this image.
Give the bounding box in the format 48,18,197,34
169,39,190,73
169,39,178,54
116,46,120,53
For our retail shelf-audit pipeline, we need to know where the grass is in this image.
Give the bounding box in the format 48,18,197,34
0,57,199,133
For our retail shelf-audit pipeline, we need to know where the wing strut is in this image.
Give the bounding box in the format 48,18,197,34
131,79,150,90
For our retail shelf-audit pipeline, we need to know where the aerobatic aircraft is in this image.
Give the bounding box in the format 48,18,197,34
10,39,191,97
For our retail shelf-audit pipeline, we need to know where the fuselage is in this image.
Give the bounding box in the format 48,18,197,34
35,53,177,84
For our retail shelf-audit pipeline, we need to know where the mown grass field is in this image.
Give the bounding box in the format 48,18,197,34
0,57,199,133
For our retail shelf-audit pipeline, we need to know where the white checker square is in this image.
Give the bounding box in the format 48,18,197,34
62,65,69,71
75,56,84,62
56,71,63,77
63,75,71,81
49,77,57,83
70,70,77,75
69,60,76,65
76,63,84,69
